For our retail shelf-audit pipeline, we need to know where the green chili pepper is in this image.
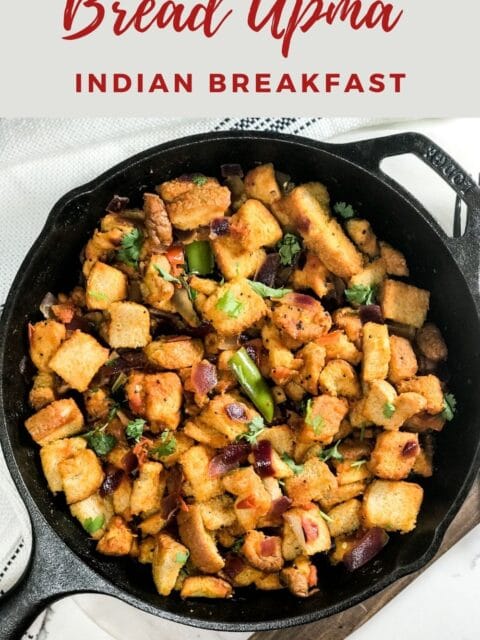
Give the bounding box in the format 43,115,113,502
229,348,275,422
185,240,214,275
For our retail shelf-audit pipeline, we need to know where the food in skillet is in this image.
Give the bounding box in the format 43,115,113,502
24,163,455,599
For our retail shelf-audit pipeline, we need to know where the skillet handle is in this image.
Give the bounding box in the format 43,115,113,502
0,490,116,640
336,131,480,300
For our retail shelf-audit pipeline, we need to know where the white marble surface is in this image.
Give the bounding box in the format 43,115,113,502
0,117,479,640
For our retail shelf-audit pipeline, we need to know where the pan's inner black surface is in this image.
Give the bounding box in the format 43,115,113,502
2,135,480,626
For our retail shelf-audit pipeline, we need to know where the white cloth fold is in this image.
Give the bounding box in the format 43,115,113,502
0,116,478,640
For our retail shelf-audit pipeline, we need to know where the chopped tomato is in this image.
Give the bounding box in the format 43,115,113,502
166,245,185,276
260,537,276,557
133,437,153,466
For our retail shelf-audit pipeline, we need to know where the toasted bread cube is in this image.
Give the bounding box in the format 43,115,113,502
145,337,204,370
130,461,165,517
230,199,282,252
319,360,361,399
292,252,332,298
190,393,258,443
348,259,386,289
254,573,283,591
222,467,272,531
330,534,359,565
25,398,84,445
380,241,409,276
285,457,338,507
345,219,379,257
332,308,363,346
29,372,56,410
96,515,133,556
126,372,182,430
369,431,419,480
198,495,236,530
396,375,444,415
299,395,349,445
388,335,418,383
86,261,127,310
70,492,113,540
327,499,362,537
211,233,266,281
59,448,104,504
380,279,430,328
272,186,363,278
180,576,232,599
295,343,326,395
241,530,284,572
180,445,223,502
138,537,156,564
152,533,190,596
262,322,302,386
201,278,268,336
272,293,332,342
244,163,281,206
333,459,372,486
40,437,87,492
363,380,427,430
158,177,231,230
412,444,433,477
321,481,368,511
283,506,331,556
177,504,225,573
317,330,362,365
49,331,109,392
29,320,66,372
363,479,423,532
102,301,150,349
404,412,446,433
183,419,230,449
138,511,167,536
362,322,390,382
150,431,194,467
257,425,295,456
141,254,176,309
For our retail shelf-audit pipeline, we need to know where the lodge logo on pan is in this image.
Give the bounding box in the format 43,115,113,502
423,145,475,195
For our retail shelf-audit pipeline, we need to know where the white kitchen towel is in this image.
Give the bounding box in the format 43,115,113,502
0,116,478,640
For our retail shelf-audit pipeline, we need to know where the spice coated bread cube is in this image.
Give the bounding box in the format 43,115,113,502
271,186,363,279
348,258,386,289
28,320,66,372
96,516,134,556
319,359,361,399
198,495,237,531
152,533,190,596
380,279,430,328
293,252,332,299
379,241,409,276
102,301,151,348
180,445,223,502
180,576,233,599
39,436,87,493
229,199,283,252
318,330,362,365
69,493,114,541
388,334,418,383
362,479,424,533
345,218,379,257
25,398,85,445
396,374,444,415
141,254,176,309
241,530,284,572
177,504,225,574
49,330,109,392
285,457,338,507
369,431,420,480
201,278,267,336
144,337,204,370
299,395,349,444
126,371,183,429
211,235,266,281
362,321,391,382
244,163,282,206
86,261,128,310
58,448,104,504
326,498,362,538
130,460,165,517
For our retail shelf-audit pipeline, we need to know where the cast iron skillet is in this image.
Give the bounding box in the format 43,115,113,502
1,131,480,639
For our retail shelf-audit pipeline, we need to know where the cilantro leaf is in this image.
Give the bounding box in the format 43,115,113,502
150,430,177,458
441,393,456,421
277,233,302,266
175,550,190,564
281,453,304,475
191,174,208,186
334,202,356,220
237,416,265,445
319,440,344,463
117,228,143,268
345,284,378,306
231,536,244,553
305,398,325,435
350,459,367,468
126,418,146,442
83,515,105,534
111,372,127,394
247,280,292,299
215,289,244,318
383,402,396,418
85,431,116,456
154,265,181,284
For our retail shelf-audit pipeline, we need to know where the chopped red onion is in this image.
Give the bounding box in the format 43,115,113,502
121,451,138,474
39,292,57,319
255,253,281,287
208,442,251,477
100,465,125,497
283,292,316,308
222,554,246,581
225,402,248,422
260,537,278,557
221,164,244,178
269,496,292,518
210,217,230,237
253,440,275,478
359,304,384,324
106,195,130,213
301,516,319,543
402,441,419,457
191,361,218,396
343,527,389,571
283,512,306,546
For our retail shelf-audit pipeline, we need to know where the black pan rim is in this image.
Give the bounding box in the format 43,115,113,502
1,129,479,631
